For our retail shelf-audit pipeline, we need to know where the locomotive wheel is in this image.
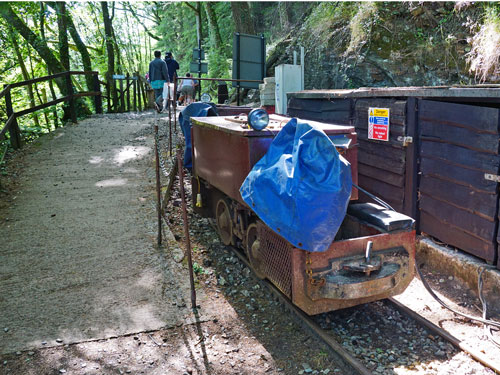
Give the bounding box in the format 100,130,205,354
246,223,266,279
216,199,233,245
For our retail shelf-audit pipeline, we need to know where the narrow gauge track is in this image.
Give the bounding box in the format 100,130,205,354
228,245,495,375
229,245,372,375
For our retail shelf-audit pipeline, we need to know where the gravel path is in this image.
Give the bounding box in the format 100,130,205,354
0,112,193,354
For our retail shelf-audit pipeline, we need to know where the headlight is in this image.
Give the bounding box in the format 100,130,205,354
201,93,212,103
247,108,269,131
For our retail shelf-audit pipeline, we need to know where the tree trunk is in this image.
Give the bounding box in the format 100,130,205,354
111,27,123,74
101,1,118,112
231,2,255,34
125,3,161,41
40,2,60,129
0,3,65,92
56,2,70,70
205,2,222,50
9,28,41,128
66,5,93,90
278,2,291,31
56,1,74,121
196,3,203,44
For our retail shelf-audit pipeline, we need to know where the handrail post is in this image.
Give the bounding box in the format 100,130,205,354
136,72,142,111
65,73,77,123
4,85,21,149
93,73,102,114
133,74,137,112
126,73,131,112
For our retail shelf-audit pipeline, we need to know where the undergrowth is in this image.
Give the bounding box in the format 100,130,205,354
467,5,500,82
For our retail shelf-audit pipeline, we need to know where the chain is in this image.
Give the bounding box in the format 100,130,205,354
305,252,325,287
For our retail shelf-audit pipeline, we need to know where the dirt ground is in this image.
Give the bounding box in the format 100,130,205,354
1,111,499,375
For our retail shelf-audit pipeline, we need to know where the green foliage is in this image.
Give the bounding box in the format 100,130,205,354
467,4,500,82
192,262,206,275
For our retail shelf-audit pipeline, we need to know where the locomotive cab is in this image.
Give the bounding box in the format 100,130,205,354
190,114,415,315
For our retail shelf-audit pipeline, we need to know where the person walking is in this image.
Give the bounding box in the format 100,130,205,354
164,52,179,109
178,73,196,105
148,51,169,112
164,52,180,83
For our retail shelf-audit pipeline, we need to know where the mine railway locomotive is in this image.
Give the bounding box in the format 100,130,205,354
190,111,415,315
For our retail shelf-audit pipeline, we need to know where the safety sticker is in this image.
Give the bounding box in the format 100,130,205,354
368,107,390,141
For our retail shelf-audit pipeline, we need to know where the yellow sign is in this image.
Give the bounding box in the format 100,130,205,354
373,108,388,117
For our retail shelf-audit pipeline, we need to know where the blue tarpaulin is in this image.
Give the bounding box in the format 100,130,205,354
179,103,217,169
240,118,352,252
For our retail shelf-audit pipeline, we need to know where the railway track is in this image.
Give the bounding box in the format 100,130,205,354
229,246,372,375
229,245,497,375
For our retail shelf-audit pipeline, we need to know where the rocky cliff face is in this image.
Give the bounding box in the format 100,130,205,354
267,2,491,89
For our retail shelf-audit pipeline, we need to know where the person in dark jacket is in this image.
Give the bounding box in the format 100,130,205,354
148,51,169,112
164,52,180,83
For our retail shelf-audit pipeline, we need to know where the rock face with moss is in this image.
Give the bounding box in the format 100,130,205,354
268,2,498,89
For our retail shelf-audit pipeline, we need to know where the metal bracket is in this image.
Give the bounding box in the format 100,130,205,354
397,136,413,147
484,173,500,182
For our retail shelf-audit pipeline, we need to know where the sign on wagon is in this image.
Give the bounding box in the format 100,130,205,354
368,107,390,141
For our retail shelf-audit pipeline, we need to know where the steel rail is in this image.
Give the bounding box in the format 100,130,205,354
230,246,372,375
387,297,500,374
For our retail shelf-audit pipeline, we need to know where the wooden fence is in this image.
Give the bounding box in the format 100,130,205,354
0,71,153,153
0,71,101,150
101,73,149,113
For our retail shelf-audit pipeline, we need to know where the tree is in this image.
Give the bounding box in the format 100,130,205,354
101,1,118,111
47,2,94,90
231,2,255,34
205,2,223,50
56,2,69,71
185,2,204,45
0,2,65,91
8,27,41,129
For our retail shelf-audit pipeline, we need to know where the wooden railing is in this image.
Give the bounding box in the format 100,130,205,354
100,72,149,113
0,71,102,150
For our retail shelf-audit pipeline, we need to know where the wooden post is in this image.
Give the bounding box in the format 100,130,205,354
133,75,137,112
65,73,77,123
113,78,118,113
126,73,131,112
141,79,147,109
404,97,420,233
4,86,21,149
137,76,142,111
93,74,102,114
119,78,124,112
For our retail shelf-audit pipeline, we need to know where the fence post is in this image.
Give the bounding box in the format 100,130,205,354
65,73,77,123
141,79,147,109
4,86,21,149
119,78,124,113
137,74,143,111
93,74,102,114
133,75,137,112
126,73,131,112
